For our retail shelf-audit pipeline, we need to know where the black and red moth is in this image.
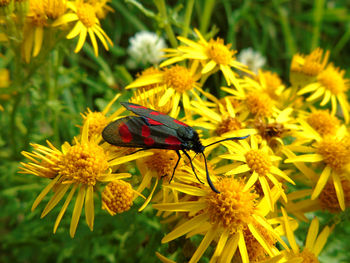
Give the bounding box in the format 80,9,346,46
102,102,248,193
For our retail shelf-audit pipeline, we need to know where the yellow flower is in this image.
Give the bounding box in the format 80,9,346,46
161,29,250,86
297,64,350,123
306,110,340,137
22,0,67,62
280,208,332,262
189,97,253,138
88,0,113,19
284,125,350,211
19,120,151,237
80,93,124,138
290,48,330,87
153,177,288,263
52,1,113,56
126,64,204,116
220,135,294,211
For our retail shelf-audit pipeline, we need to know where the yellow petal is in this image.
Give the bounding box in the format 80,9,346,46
67,21,83,39
305,217,319,251
162,213,208,243
320,89,331,106
297,83,319,95
93,26,108,50
88,28,98,56
313,225,331,256
284,154,324,163
220,233,239,263
189,226,217,263
259,176,273,212
108,151,153,166
85,185,94,231
306,87,325,101
54,184,78,233
41,184,70,218
210,229,229,263
153,201,207,212
159,88,175,107
138,178,158,212
32,176,61,211
155,252,176,263
52,13,78,27
333,172,345,211
202,60,217,74
338,94,349,124
281,207,299,254
70,185,86,238
243,172,258,191
311,165,332,200
33,27,43,57
248,223,273,256
238,230,249,263
74,27,87,53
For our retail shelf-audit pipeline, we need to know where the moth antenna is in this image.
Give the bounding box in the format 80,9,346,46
204,135,250,149
201,152,220,193
182,150,205,184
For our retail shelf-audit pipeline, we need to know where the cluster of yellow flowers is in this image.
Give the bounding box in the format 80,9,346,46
20,28,350,263
0,0,113,62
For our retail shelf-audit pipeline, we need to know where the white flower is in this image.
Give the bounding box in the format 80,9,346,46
127,31,167,69
237,47,266,74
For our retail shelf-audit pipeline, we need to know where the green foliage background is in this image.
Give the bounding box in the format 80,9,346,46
1,0,350,262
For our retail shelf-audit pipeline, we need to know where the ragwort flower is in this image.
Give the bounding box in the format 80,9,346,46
20,120,151,237
161,29,250,86
52,1,113,56
153,177,288,263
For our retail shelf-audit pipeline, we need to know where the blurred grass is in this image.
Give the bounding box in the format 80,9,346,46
1,0,350,262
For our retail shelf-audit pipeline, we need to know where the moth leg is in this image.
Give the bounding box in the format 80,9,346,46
169,150,182,183
182,150,204,184
201,152,220,193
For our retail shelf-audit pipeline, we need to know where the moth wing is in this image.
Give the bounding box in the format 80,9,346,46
102,116,184,150
121,102,189,130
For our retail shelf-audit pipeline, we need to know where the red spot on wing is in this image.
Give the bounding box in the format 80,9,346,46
144,137,154,146
142,125,150,137
150,111,160,115
165,136,182,149
129,105,147,109
173,119,188,126
119,123,132,143
147,118,163,126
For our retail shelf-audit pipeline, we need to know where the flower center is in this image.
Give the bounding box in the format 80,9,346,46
43,0,66,19
206,178,258,233
29,0,48,27
317,65,347,95
82,110,109,138
307,111,339,136
319,179,350,212
317,139,350,173
260,71,282,99
246,92,273,117
215,116,242,136
291,48,329,77
299,248,319,263
245,149,271,176
255,121,285,140
59,141,108,185
102,181,133,215
145,149,179,180
77,3,96,28
207,38,233,65
163,65,195,93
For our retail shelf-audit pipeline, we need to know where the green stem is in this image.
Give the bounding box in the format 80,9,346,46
274,2,296,58
111,1,147,31
154,0,178,48
10,93,23,159
199,0,215,34
311,0,325,50
182,0,195,38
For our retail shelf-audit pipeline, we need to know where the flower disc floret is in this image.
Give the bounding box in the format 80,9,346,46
145,149,178,180
246,92,273,117
207,38,234,65
245,149,272,176
102,181,133,215
317,65,347,95
317,139,350,173
76,3,96,28
206,178,258,233
307,111,339,136
216,116,242,135
82,111,108,138
163,65,194,93
319,180,350,212
60,141,108,185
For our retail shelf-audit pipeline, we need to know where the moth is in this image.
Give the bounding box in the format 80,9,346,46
102,102,248,193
